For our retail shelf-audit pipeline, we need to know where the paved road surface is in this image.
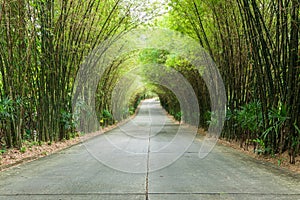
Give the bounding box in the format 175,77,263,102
0,99,299,199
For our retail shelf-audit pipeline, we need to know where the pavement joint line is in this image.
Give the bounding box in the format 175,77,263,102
0,193,145,196
145,99,157,200
0,193,299,196
1,101,299,198
148,192,300,195
145,107,151,200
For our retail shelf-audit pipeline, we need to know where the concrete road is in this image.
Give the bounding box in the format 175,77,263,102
0,99,299,200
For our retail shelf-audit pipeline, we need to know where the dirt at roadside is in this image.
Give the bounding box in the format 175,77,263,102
0,124,119,172
1,117,299,175
0,105,142,172
218,139,300,174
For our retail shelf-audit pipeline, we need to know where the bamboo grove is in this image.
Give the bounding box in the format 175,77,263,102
0,0,299,164
0,0,144,149
164,0,299,163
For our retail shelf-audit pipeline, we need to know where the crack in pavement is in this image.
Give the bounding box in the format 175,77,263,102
145,102,151,200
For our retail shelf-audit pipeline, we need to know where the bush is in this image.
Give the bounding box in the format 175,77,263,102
60,109,78,131
235,100,263,133
20,147,26,153
175,112,182,121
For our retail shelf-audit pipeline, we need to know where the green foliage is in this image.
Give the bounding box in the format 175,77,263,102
0,149,6,154
165,54,194,71
0,96,27,147
102,109,113,119
27,141,39,148
262,104,289,141
225,108,234,121
205,111,218,126
38,141,44,146
252,138,265,154
0,0,138,149
232,102,292,155
0,97,14,119
0,0,298,164
293,123,300,136
20,147,26,154
23,130,30,141
99,109,113,127
139,49,169,64
235,100,263,132
277,158,283,167
292,123,300,149
60,109,78,131
129,106,135,115
174,111,182,121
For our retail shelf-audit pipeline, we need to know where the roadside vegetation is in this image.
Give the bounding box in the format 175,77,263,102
0,0,299,167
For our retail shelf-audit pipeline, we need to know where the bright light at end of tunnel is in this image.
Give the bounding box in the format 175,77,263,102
122,0,170,23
